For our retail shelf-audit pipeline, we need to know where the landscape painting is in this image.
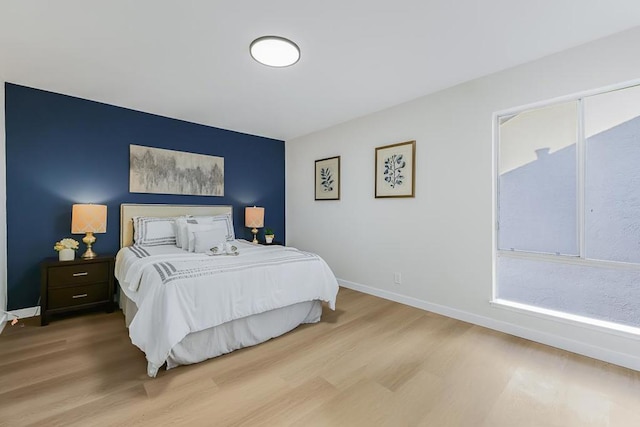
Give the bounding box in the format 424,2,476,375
130,144,224,196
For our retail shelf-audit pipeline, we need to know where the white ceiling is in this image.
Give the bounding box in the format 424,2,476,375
2,1,640,141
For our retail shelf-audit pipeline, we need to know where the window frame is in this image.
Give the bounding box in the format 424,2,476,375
492,78,640,307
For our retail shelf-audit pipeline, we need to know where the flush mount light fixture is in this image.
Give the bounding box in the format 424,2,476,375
250,36,300,67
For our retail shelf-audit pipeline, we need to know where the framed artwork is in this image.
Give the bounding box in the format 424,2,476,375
130,144,224,196
375,140,416,198
315,156,340,200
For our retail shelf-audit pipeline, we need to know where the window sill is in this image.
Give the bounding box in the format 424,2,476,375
491,298,640,341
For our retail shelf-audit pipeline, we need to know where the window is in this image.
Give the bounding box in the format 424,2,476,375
584,85,640,264
495,82,640,331
498,101,578,256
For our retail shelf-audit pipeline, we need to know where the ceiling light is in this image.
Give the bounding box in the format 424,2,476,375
250,36,300,68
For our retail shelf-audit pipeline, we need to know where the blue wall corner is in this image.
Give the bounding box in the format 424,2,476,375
5,83,285,310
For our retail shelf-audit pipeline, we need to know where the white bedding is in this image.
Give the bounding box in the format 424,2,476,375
119,290,322,370
115,240,339,377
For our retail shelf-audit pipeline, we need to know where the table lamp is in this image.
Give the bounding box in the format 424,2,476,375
245,206,264,244
72,204,107,259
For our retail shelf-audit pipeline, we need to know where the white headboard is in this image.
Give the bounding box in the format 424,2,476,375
120,203,233,247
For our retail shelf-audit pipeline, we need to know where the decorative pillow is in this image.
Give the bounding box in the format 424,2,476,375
174,216,189,248
190,213,235,240
193,230,228,253
179,218,196,250
187,222,230,252
133,216,177,246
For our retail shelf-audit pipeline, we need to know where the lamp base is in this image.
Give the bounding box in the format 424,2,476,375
81,247,98,259
251,227,258,244
81,232,98,259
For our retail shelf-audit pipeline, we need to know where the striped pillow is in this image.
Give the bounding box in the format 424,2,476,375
133,216,177,246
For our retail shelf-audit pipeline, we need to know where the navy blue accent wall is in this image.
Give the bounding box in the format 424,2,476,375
5,83,285,310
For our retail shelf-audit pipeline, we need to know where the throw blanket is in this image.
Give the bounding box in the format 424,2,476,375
115,241,339,377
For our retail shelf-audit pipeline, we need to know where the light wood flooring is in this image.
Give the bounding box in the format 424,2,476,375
1,287,639,426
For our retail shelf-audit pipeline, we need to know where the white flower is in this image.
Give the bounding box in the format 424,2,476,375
54,238,80,251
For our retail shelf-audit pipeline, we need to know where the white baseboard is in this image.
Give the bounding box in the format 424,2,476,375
0,306,40,334
337,278,640,372
8,306,40,319
0,312,7,335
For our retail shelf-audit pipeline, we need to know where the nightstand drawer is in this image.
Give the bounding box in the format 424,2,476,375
47,262,109,287
48,283,109,309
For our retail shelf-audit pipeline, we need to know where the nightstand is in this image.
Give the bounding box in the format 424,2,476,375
260,241,283,246
40,255,115,326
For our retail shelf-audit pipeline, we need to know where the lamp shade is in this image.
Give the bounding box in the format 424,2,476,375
245,206,264,228
71,204,107,234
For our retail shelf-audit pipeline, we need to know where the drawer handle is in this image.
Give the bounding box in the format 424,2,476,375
72,293,88,299
72,272,89,277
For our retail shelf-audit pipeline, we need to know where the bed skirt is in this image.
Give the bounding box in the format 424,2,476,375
119,288,322,376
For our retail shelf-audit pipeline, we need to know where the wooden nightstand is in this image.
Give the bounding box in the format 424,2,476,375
40,255,115,326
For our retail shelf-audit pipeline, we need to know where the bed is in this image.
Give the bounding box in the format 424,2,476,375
115,204,339,377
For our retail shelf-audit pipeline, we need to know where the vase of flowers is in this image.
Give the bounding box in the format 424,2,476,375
54,238,79,261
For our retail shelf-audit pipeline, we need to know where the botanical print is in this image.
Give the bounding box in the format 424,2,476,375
383,154,406,188
320,167,334,192
375,140,415,198
130,145,224,196
315,156,340,200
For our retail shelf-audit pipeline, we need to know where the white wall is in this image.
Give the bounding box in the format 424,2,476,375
0,79,7,332
286,26,640,370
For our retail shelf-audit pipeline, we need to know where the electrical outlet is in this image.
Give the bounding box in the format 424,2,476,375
394,272,402,284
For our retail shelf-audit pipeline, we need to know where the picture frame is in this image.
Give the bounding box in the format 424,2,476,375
375,140,416,198
315,156,340,201
130,144,224,196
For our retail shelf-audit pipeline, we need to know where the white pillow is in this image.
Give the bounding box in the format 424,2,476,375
191,213,235,240
174,216,189,248
180,218,196,250
194,230,228,253
133,216,177,246
187,222,229,252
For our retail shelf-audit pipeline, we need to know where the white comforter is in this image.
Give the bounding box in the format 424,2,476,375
115,240,339,377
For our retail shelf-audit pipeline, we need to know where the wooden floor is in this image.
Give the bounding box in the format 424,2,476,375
1,288,640,426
